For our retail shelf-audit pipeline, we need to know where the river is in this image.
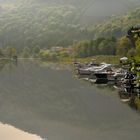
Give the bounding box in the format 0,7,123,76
0,60,140,140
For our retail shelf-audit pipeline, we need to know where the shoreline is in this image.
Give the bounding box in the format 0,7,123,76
39,55,120,65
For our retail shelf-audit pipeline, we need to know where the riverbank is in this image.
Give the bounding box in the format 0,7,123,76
40,55,120,65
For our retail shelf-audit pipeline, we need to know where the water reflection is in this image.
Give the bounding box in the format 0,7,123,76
0,123,43,140
78,76,140,111
0,64,5,72
0,60,140,140
0,59,18,71
94,81,116,92
93,80,140,112
40,61,71,71
119,91,140,111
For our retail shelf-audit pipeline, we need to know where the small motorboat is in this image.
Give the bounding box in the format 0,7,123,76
77,63,107,75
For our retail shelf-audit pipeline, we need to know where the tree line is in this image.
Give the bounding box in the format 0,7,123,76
0,1,140,60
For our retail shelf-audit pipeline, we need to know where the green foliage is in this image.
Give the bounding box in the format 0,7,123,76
0,1,139,51
74,40,92,58
0,46,17,58
21,47,31,58
0,0,140,58
130,56,140,87
127,48,136,57
135,39,140,56
0,1,93,50
116,37,132,56
39,50,59,61
77,55,120,64
73,37,117,58
90,8,140,38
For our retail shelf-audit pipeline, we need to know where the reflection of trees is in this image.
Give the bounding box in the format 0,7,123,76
129,96,138,110
0,63,6,71
119,90,140,111
0,59,18,72
134,96,140,110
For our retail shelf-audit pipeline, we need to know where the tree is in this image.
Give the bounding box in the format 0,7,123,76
98,39,116,55
33,46,40,54
21,47,31,58
74,40,91,58
127,48,136,57
5,47,17,58
135,39,140,56
116,37,132,56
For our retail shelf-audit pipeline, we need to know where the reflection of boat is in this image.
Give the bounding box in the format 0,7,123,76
118,90,131,102
119,94,140,110
94,71,114,81
121,98,131,102
94,68,126,83
118,71,140,110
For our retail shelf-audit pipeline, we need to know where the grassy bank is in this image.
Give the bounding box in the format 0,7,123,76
41,55,120,65
76,55,120,64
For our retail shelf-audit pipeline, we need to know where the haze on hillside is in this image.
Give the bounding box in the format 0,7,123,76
0,0,140,49
0,0,140,23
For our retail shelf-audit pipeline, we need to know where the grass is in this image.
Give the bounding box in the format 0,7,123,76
76,55,120,64
41,55,121,65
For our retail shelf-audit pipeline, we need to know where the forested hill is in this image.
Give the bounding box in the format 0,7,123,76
0,0,140,50
0,0,140,24
38,0,140,24
91,8,140,38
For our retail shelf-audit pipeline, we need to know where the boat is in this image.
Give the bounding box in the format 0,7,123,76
93,67,127,83
77,62,108,75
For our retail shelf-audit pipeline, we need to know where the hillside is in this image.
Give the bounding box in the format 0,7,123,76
0,0,140,24
0,2,86,49
0,0,140,50
91,8,140,38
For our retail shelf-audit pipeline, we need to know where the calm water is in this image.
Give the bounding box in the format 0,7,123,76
0,60,140,140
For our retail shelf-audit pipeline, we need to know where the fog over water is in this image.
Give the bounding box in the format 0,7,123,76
0,60,140,140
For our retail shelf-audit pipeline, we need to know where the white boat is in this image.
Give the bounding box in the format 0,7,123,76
92,63,112,73
77,63,107,75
